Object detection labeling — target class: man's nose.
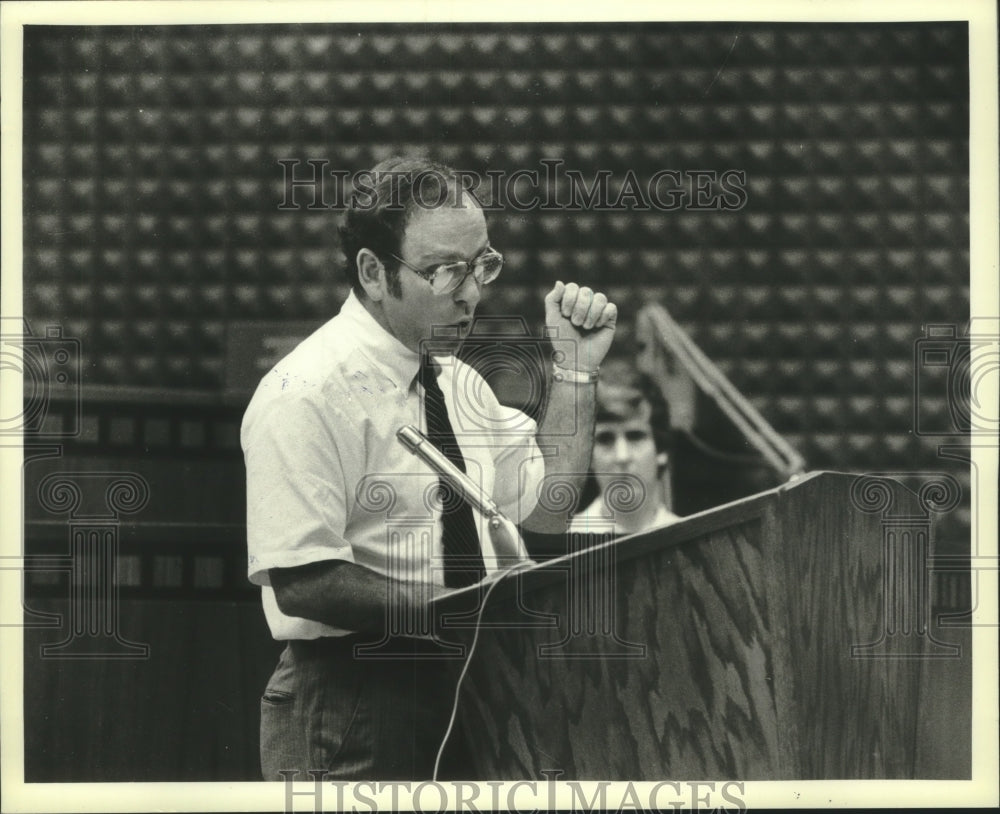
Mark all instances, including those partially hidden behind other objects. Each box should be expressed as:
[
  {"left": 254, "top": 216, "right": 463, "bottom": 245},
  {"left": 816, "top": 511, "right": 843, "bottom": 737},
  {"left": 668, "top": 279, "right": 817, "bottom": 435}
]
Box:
[
  {"left": 453, "top": 270, "right": 482, "bottom": 308},
  {"left": 612, "top": 435, "right": 631, "bottom": 462}
]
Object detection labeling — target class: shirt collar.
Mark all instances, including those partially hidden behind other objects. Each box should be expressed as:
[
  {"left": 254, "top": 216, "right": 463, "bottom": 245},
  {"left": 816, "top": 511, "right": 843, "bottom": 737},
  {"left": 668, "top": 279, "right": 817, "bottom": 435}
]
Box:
[{"left": 339, "top": 290, "right": 423, "bottom": 389}]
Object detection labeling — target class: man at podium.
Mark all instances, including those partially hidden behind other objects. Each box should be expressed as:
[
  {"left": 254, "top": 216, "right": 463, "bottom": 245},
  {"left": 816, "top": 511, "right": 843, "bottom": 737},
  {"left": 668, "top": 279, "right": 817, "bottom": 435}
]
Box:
[{"left": 241, "top": 156, "right": 618, "bottom": 780}]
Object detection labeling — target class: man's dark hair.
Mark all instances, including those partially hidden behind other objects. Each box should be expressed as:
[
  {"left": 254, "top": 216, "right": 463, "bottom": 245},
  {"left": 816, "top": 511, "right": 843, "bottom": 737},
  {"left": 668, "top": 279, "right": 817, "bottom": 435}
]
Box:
[{"left": 338, "top": 156, "right": 466, "bottom": 296}]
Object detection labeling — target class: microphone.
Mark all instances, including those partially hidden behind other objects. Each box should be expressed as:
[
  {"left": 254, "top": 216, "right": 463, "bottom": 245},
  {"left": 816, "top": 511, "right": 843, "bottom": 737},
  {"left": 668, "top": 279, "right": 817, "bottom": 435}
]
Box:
[
  {"left": 396, "top": 425, "right": 506, "bottom": 530},
  {"left": 397, "top": 425, "right": 533, "bottom": 575}
]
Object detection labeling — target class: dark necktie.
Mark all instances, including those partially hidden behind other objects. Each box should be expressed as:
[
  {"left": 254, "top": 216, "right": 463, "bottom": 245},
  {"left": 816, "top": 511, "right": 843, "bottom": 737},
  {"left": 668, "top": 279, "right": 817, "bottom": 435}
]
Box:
[{"left": 419, "top": 356, "right": 485, "bottom": 588}]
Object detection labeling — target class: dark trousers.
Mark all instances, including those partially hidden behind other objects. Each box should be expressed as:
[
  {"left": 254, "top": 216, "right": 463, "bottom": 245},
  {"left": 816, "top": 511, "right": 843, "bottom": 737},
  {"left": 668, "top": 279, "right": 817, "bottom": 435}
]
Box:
[{"left": 260, "top": 635, "right": 472, "bottom": 781}]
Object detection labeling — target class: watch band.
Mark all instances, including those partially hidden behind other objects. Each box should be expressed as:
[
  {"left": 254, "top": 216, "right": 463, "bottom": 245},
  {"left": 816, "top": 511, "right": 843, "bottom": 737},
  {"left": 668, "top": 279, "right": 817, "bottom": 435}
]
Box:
[{"left": 552, "top": 363, "right": 600, "bottom": 384}]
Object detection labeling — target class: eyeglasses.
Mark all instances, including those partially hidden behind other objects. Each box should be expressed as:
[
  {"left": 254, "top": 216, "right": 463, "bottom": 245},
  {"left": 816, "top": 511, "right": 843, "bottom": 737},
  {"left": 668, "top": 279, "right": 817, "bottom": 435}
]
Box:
[{"left": 389, "top": 247, "right": 504, "bottom": 296}]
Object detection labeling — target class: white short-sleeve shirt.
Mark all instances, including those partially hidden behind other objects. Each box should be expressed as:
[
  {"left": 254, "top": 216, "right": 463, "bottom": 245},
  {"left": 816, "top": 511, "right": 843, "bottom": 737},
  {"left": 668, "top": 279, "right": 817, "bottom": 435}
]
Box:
[{"left": 241, "top": 291, "right": 544, "bottom": 639}]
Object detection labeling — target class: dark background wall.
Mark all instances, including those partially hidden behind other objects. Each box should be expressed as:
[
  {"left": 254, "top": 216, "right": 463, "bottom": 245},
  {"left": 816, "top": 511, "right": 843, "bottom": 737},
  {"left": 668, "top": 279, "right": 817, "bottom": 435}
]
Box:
[
  {"left": 22, "top": 21, "right": 972, "bottom": 516},
  {"left": 19, "top": 22, "right": 972, "bottom": 781}
]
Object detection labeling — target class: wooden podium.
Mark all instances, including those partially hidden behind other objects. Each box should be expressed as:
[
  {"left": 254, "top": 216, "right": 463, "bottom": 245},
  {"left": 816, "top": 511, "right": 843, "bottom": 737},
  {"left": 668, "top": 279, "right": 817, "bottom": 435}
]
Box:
[{"left": 433, "top": 471, "right": 960, "bottom": 780}]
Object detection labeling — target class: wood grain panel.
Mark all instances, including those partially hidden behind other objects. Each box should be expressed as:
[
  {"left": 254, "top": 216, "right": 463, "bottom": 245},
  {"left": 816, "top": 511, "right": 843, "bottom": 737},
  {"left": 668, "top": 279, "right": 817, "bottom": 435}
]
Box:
[
  {"left": 435, "top": 472, "right": 947, "bottom": 780},
  {"left": 770, "top": 475, "right": 927, "bottom": 777},
  {"left": 447, "top": 516, "right": 782, "bottom": 779}
]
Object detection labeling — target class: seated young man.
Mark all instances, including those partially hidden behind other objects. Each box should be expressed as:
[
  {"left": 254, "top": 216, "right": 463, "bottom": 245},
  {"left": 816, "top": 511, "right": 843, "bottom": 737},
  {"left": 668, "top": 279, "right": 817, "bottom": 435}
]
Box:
[{"left": 570, "top": 359, "right": 679, "bottom": 536}]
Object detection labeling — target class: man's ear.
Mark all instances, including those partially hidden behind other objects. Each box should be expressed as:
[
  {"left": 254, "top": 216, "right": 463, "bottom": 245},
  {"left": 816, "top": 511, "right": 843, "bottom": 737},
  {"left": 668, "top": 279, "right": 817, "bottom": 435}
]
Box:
[
  {"left": 656, "top": 452, "right": 669, "bottom": 468},
  {"left": 356, "top": 249, "right": 384, "bottom": 301}
]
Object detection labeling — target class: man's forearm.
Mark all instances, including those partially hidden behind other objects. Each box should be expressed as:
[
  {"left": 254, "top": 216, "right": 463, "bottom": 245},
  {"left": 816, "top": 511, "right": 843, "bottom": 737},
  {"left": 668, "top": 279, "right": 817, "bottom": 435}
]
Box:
[
  {"left": 521, "top": 281, "right": 615, "bottom": 535},
  {"left": 270, "top": 560, "right": 440, "bottom": 635},
  {"left": 522, "top": 372, "right": 597, "bottom": 534}
]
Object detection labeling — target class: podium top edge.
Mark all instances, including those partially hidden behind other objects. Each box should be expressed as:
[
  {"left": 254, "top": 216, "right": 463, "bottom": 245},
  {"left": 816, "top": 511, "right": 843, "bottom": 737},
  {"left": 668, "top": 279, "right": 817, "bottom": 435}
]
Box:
[{"left": 433, "top": 470, "right": 867, "bottom": 606}]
